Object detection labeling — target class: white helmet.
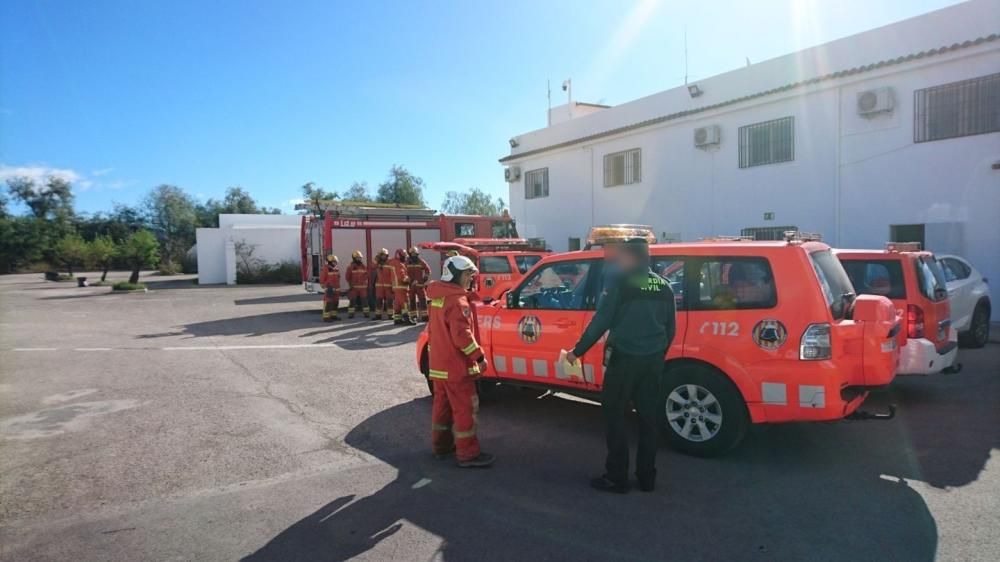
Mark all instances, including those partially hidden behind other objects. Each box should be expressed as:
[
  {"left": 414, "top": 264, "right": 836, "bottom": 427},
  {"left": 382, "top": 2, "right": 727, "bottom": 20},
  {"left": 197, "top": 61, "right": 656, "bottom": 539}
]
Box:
[{"left": 441, "top": 255, "right": 478, "bottom": 282}]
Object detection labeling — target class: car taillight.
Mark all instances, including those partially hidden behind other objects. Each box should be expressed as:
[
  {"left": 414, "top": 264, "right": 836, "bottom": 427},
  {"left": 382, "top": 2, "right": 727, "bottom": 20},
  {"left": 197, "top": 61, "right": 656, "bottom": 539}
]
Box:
[
  {"left": 800, "top": 323, "right": 832, "bottom": 360},
  {"left": 907, "top": 304, "right": 924, "bottom": 339}
]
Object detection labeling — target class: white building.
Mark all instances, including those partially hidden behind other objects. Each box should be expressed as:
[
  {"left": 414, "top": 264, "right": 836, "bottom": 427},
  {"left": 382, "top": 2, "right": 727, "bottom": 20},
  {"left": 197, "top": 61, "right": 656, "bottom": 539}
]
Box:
[
  {"left": 501, "top": 0, "right": 1000, "bottom": 318},
  {"left": 196, "top": 214, "right": 302, "bottom": 284}
]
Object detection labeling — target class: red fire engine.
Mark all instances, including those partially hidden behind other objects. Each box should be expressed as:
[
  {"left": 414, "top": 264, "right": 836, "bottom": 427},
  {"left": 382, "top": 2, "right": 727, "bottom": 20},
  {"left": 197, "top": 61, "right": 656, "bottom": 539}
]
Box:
[{"left": 298, "top": 202, "right": 519, "bottom": 292}]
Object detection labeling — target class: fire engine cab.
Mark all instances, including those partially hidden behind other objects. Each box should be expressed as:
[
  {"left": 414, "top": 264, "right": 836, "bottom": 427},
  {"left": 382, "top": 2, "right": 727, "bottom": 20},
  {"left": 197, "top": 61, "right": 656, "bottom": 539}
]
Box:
[
  {"left": 419, "top": 239, "right": 548, "bottom": 302},
  {"left": 417, "top": 229, "right": 902, "bottom": 456},
  {"left": 298, "top": 202, "right": 518, "bottom": 293}
]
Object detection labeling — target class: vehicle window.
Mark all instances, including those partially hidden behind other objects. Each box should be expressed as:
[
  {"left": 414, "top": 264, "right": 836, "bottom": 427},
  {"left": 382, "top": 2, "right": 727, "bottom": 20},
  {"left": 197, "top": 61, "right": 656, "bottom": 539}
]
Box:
[
  {"left": 651, "top": 257, "right": 685, "bottom": 308},
  {"left": 491, "top": 220, "right": 516, "bottom": 239},
  {"left": 516, "top": 260, "right": 594, "bottom": 310},
  {"left": 479, "top": 256, "right": 512, "bottom": 274},
  {"left": 942, "top": 257, "right": 971, "bottom": 280},
  {"left": 841, "top": 259, "right": 906, "bottom": 299},
  {"left": 810, "top": 250, "right": 854, "bottom": 320},
  {"left": 916, "top": 256, "right": 948, "bottom": 301},
  {"left": 693, "top": 257, "right": 775, "bottom": 310},
  {"left": 455, "top": 223, "right": 476, "bottom": 237},
  {"left": 515, "top": 254, "right": 541, "bottom": 274}
]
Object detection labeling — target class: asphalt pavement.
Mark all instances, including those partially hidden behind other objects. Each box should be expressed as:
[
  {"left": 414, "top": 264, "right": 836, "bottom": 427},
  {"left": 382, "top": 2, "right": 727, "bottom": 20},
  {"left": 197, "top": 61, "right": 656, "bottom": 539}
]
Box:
[{"left": 0, "top": 271, "right": 998, "bottom": 561}]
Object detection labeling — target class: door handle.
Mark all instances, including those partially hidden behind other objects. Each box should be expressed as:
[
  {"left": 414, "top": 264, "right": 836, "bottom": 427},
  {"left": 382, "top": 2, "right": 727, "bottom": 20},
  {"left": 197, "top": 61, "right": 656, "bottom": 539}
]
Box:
[{"left": 554, "top": 318, "right": 576, "bottom": 328}]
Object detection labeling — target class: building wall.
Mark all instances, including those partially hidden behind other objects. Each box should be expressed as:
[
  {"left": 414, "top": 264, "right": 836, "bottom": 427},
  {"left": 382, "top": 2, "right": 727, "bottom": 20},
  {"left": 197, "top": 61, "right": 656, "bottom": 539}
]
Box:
[
  {"left": 506, "top": 39, "right": 999, "bottom": 319},
  {"left": 197, "top": 215, "right": 303, "bottom": 285}
]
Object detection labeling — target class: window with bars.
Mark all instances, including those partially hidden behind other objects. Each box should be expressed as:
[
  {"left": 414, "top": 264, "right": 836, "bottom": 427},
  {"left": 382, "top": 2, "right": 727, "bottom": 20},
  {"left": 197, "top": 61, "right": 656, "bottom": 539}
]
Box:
[
  {"left": 914, "top": 73, "right": 1000, "bottom": 143},
  {"left": 603, "top": 148, "right": 641, "bottom": 187},
  {"left": 524, "top": 168, "right": 549, "bottom": 199},
  {"left": 738, "top": 117, "right": 794, "bottom": 168}
]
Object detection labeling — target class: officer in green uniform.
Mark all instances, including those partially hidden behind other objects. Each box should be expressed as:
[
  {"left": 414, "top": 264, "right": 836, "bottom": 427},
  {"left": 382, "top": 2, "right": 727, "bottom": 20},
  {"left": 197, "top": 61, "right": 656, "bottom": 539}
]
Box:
[{"left": 566, "top": 237, "right": 676, "bottom": 494}]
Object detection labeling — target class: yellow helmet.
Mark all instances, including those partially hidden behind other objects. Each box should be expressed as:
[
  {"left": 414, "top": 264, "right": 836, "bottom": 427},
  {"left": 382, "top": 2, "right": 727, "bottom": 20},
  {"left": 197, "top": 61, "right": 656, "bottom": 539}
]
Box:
[
  {"left": 446, "top": 249, "right": 460, "bottom": 257},
  {"left": 326, "top": 254, "right": 338, "bottom": 263},
  {"left": 377, "top": 248, "right": 389, "bottom": 257},
  {"left": 352, "top": 250, "right": 363, "bottom": 260},
  {"left": 408, "top": 246, "right": 420, "bottom": 256}
]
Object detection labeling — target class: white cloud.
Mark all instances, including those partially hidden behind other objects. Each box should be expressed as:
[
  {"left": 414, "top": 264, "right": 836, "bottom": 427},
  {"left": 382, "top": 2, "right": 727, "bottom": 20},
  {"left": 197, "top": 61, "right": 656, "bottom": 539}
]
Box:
[
  {"left": 0, "top": 163, "right": 134, "bottom": 194},
  {"left": 91, "top": 167, "right": 115, "bottom": 177}
]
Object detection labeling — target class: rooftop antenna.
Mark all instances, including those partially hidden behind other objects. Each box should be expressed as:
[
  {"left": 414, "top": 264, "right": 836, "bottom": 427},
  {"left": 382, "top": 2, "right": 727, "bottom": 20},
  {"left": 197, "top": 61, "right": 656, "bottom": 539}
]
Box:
[
  {"left": 562, "top": 79, "right": 572, "bottom": 104},
  {"left": 547, "top": 79, "right": 552, "bottom": 126},
  {"left": 684, "top": 26, "right": 688, "bottom": 85}
]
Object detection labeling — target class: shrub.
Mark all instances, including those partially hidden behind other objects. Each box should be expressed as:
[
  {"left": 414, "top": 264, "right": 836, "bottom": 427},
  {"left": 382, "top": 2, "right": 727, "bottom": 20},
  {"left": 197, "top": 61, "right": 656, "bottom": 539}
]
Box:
[
  {"left": 112, "top": 281, "right": 146, "bottom": 291},
  {"left": 236, "top": 260, "right": 302, "bottom": 284}
]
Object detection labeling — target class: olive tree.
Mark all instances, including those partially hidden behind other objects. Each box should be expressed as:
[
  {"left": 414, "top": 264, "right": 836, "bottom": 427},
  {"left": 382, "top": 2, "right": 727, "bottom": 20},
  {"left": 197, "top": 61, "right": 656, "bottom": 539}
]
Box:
[
  {"left": 119, "top": 230, "right": 160, "bottom": 284},
  {"left": 88, "top": 235, "right": 118, "bottom": 282},
  {"left": 55, "top": 233, "right": 89, "bottom": 276}
]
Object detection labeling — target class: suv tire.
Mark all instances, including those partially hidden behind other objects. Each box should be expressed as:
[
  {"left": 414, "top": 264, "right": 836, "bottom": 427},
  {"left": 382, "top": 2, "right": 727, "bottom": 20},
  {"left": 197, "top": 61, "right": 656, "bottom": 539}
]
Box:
[
  {"left": 661, "top": 363, "right": 749, "bottom": 457},
  {"left": 959, "top": 301, "right": 990, "bottom": 349}
]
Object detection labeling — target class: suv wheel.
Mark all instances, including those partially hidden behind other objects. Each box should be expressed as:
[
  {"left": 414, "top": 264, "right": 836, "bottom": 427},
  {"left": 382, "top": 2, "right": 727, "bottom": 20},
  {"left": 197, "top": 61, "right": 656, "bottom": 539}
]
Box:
[
  {"left": 662, "top": 364, "right": 749, "bottom": 457},
  {"left": 959, "top": 301, "right": 990, "bottom": 349}
]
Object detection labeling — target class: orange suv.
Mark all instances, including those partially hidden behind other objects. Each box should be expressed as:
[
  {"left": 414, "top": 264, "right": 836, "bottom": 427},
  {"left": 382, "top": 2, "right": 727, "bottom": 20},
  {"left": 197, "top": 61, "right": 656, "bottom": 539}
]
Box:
[
  {"left": 836, "top": 243, "right": 957, "bottom": 375},
  {"left": 417, "top": 237, "right": 901, "bottom": 456}
]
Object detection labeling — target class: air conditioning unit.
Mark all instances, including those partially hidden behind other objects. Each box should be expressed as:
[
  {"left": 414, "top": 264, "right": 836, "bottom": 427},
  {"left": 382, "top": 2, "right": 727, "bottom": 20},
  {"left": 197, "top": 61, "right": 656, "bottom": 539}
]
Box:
[
  {"left": 857, "top": 87, "right": 894, "bottom": 116},
  {"left": 694, "top": 125, "right": 721, "bottom": 148},
  {"left": 504, "top": 166, "right": 521, "bottom": 183}
]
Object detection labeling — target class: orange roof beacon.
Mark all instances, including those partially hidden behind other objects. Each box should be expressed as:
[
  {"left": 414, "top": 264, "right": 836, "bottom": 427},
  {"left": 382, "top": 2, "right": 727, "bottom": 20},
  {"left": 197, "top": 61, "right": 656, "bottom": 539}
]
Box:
[
  {"left": 416, "top": 235, "right": 902, "bottom": 456},
  {"left": 419, "top": 239, "right": 548, "bottom": 303},
  {"left": 836, "top": 243, "right": 958, "bottom": 375}
]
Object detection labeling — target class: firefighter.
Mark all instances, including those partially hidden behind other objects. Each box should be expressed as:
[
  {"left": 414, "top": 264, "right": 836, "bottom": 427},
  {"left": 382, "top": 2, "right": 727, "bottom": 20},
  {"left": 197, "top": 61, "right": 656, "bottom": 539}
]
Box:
[
  {"left": 373, "top": 248, "right": 393, "bottom": 320},
  {"left": 426, "top": 255, "right": 494, "bottom": 467},
  {"left": 320, "top": 254, "right": 341, "bottom": 322},
  {"left": 566, "top": 237, "right": 675, "bottom": 494},
  {"left": 389, "top": 248, "right": 415, "bottom": 325},
  {"left": 346, "top": 250, "right": 370, "bottom": 318},
  {"left": 406, "top": 246, "right": 431, "bottom": 322}
]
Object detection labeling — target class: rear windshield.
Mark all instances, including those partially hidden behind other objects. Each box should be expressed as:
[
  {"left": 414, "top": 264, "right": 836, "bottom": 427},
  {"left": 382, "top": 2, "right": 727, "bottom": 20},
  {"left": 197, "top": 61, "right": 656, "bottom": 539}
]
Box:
[
  {"left": 915, "top": 255, "right": 948, "bottom": 302},
  {"left": 840, "top": 259, "right": 906, "bottom": 299},
  {"left": 515, "top": 255, "right": 542, "bottom": 274},
  {"left": 809, "top": 250, "right": 855, "bottom": 320}
]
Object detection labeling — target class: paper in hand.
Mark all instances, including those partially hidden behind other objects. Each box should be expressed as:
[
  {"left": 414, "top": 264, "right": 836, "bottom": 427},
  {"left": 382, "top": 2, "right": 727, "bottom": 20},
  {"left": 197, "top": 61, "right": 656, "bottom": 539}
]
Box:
[{"left": 558, "top": 349, "right": 584, "bottom": 379}]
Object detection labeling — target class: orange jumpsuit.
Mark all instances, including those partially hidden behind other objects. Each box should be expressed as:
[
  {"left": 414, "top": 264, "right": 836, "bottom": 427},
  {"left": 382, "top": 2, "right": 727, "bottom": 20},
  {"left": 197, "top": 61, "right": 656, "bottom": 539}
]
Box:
[
  {"left": 387, "top": 257, "right": 410, "bottom": 321},
  {"left": 346, "top": 261, "right": 370, "bottom": 318},
  {"left": 406, "top": 257, "right": 431, "bottom": 322},
  {"left": 320, "top": 261, "right": 341, "bottom": 321},
  {"left": 426, "top": 280, "right": 485, "bottom": 462},
  {"left": 373, "top": 259, "right": 394, "bottom": 320}
]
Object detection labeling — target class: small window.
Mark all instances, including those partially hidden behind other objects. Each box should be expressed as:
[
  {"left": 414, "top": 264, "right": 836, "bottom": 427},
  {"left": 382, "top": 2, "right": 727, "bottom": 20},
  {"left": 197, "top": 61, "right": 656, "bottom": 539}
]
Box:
[
  {"left": 455, "top": 223, "right": 476, "bottom": 237},
  {"left": 479, "top": 256, "right": 512, "bottom": 274},
  {"left": 514, "top": 254, "right": 541, "bottom": 274},
  {"left": 841, "top": 259, "right": 907, "bottom": 299},
  {"left": 603, "top": 148, "right": 641, "bottom": 187},
  {"left": 915, "top": 256, "right": 948, "bottom": 302},
  {"left": 810, "top": 250, "right": 854, "bottom": 320},
  {"left": 516, "top": 260, "right": 595, "bottom": 310},
  {"left": 568, "top": 237, "right": 581, "bottom": 251},
  {"left": 525, "top": 168, "right": 549, "bottom": 199},
  {"left": 651, "top": 257, "right": 685, "bottom": 309},
  {"left": 739, "top": 117, "right": 794, "bottom": 168},
  {"left": 693, "top": 258, "right": 776, "bottom": 310},
  {"left": 491, "top": 220, "right": 516, "bottom": 239},
  {"left": 915, "top": 73, "right": 1000, "bottom": 143},
  {"left": 940, "top": 257, "right": 971, "bottom": 281}
]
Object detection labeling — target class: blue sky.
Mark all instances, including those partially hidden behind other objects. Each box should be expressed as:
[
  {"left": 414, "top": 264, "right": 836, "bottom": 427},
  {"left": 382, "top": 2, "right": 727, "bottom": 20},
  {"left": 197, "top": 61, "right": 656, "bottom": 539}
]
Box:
[{"left": 0, "top": 0, "right": 962, "bottom": 215}]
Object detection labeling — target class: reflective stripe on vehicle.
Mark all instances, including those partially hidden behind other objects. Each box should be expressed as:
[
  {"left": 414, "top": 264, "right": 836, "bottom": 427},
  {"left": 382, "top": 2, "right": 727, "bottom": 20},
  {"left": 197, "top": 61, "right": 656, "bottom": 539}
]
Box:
[
  {"left": 799, "top": 385, "right": 825, "bottom": 408},
  {"left": 493, "top": 355, "right": 507, "bottom": 373},
  {"left": 762, "top": 382, "right": 787, "bottom": 405},
  {"left": 512, "top": 357, "right": 527, "bottom": 375},
  {"left": 532, "top": 359, "right": 548, "bottom": 378},
  {"left": 461, "top": 342, "right": 480, "bottom": 355}
]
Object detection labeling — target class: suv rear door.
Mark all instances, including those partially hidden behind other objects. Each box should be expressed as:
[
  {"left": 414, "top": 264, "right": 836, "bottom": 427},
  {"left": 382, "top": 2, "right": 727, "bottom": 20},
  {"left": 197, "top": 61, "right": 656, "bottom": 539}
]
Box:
[{"left": 914, "top": 254, "right": 953, "bottom": 351}]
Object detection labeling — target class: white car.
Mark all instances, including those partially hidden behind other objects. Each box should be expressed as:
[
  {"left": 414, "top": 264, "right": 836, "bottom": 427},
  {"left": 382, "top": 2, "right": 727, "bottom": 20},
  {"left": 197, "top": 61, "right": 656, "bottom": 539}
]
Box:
[{"left": 937, "top": 255, "right": 992, "bottom": 348}]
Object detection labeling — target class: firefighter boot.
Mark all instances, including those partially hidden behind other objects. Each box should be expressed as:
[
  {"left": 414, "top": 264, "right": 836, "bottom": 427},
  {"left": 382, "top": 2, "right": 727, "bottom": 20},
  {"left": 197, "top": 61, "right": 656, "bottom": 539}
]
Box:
[{"left": 456, "top": 452, "right": 496, "bottom": 468}]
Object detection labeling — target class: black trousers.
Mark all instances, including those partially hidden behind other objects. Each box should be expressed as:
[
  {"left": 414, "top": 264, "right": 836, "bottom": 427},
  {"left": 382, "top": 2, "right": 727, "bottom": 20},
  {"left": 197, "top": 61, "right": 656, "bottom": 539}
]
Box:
[{"left": 601, "top": 350, "right": 663, "bottom": 484}]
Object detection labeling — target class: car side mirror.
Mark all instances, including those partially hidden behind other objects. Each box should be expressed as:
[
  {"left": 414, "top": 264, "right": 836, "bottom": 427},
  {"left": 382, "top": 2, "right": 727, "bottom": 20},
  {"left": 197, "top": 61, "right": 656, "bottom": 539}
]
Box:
[{"left": 506, "top": 291, "right": 516, "bottom": 309}]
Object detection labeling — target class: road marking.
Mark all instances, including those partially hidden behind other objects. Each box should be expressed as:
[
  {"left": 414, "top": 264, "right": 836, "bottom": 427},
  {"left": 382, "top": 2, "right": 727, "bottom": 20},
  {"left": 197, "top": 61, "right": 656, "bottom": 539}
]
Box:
[
  {"left": 412, "top": 478, "right": 432, "bottom": 489},
  {"left": 163, "top": 343, "right": 341, "bottom": 351},
  {"left": 12, "top": 348, "right": 58, "bottom": 352},
  {"left": 75, "top": 347, "right": 112, "bottom": 351}
]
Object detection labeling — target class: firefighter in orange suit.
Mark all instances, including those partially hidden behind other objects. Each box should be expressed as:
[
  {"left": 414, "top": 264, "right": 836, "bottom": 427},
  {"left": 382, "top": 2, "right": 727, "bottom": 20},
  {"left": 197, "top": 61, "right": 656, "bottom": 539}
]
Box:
[
  {"left": 389, "top": 248, "right": 415, "bottom": 325},
  {"left": 346, "top": 250, "right": 369, "bottom": 318},
  {"left": 320, "top": 254, "right": 341, "bottom": 322},
  {"left": 373, "top": 248, "right": 393, "bottom": 320},
  {"left": 426, "top": 255, "right": 495, "bottom": 467},
  {"left": 406, "top": 246, "right": 431, "bottom": 323}
]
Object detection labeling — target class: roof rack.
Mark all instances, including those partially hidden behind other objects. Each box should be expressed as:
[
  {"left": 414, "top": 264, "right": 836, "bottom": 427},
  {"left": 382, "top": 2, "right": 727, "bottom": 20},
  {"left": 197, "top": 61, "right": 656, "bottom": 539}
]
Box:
[
  {"left": 885, "top": 241, "right": 922, "bottom": 252},
  {"left": 784, "top": 231, "right": 823, "bottom": 243},
  {"left": 698, "top": 235, "right": 755, "bottom": 242},
  {"left": 585, "top": 225, "right": 657, "bottom": 249}
]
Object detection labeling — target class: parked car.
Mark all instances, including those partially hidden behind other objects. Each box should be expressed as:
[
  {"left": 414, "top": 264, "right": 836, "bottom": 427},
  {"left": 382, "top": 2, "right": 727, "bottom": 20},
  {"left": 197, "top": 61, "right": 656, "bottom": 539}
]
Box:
[
  {"left": 837, "top": 243, "right": 958, "bottom": 375},
  {"left": 418, "top": 235, "right": 902, "bottom": 457},
  {"left": 937, "top": 254, "right": 992, "bottom": 348}
]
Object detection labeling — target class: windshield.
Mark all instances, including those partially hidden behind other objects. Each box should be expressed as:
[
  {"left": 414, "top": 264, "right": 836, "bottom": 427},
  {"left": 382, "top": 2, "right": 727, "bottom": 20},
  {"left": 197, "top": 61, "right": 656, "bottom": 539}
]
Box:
[{"left": 810, "top": 250, "right": 855, "bottom": 320}]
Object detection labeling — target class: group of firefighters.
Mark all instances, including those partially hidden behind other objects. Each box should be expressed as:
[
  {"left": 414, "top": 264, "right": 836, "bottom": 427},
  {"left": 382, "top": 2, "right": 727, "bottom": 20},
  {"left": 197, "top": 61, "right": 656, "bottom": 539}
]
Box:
[{"left": 319, "top": 246, "right": 437, "bottom": 325}]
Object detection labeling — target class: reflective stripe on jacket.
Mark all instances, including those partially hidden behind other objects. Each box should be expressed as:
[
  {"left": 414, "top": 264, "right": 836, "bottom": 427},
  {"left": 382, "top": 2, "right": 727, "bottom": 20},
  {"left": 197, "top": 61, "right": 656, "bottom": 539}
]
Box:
[
  {"left": 426, "top": 281, "right": 484, "bottom": 380},
  {"left": 347, "top": 263, "right": 369, "bottom": 289},
  {"left": 320, "top": 264, "right": 341, "bottom": 289}
]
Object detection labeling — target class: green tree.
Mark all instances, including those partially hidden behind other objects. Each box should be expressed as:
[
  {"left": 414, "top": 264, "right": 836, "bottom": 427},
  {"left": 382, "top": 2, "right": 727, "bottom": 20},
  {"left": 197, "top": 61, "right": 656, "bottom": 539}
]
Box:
[
  {"left": 119, "top": 230, "right": 160, "bottom": 284},
  {"left": 88, "top": 235, "right": 118, "bottom": 281},
  {"left": 6, "top": 176, "right": 74, "bottom": 220},
  {"left": 342, "top": 181, "right": 373, "bottom": 202},
  {"left": 55, "top": 232, "right": 89, "bottom": 276},
  {"left": 196, "top": 187, "right": 281, "bottom": 227},
  {"left": 144, "top": 185, "right": 196, "bottom": 268},
  {"left": 441, "top": 187, "right": 506, "bottom": 216},
  {"left": 376, "top": 165, "right": 426, "bottom": 206},
  {"left": 0, "top": 191, "right": 8, "bottom": 218},
  {"left": 300, "top": 182, "right": 338, "bottom": 215},
  {"left": 0, "top": 216, "right": 47, "bottom": 273}
]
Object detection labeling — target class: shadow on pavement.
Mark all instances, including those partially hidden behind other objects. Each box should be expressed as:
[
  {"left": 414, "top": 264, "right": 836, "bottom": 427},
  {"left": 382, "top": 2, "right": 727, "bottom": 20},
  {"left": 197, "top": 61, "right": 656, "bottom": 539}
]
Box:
[
  {"left": 234, "top": 294, "right": 321, "bottom": 306},
  {"left": 243, "top": 369, "right": 959, "bottom": 561}
]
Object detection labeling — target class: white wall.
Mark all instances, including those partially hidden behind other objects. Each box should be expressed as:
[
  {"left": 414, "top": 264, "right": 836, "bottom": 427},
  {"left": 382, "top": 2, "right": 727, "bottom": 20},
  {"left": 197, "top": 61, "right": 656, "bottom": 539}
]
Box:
[
  {"left": 504, "top": 2, "right": 1000, "bottom": 319},
  {"left": 197, "top": 215, "right": 303, "bottom": 285}
]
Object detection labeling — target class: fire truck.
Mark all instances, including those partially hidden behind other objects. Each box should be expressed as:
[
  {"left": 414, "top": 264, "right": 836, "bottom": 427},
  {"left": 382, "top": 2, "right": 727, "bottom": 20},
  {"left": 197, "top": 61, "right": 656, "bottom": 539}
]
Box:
[{"left": 298, "top": 202, "right": 519, "bottom": 292}]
